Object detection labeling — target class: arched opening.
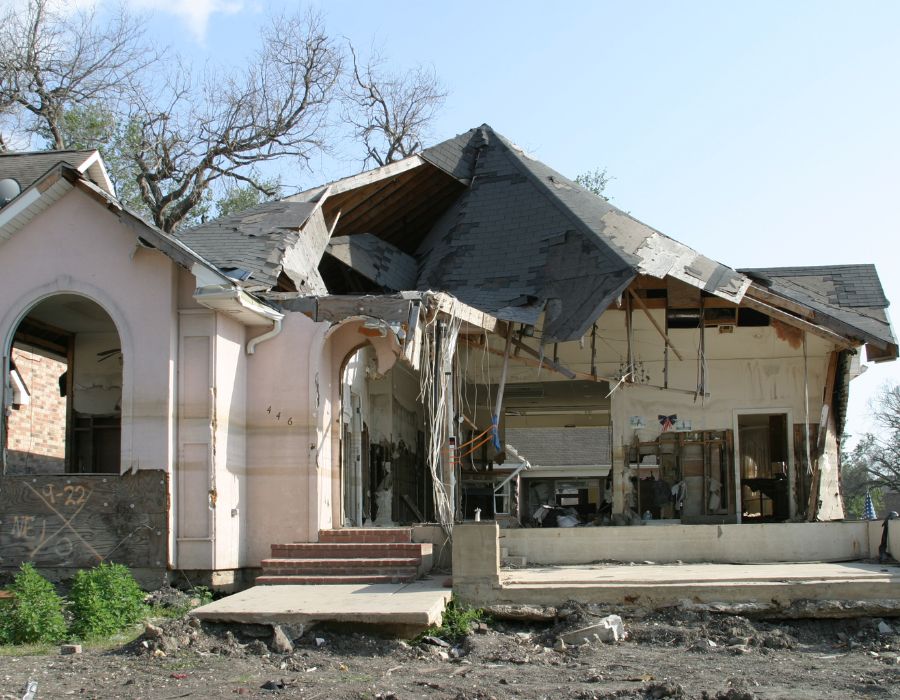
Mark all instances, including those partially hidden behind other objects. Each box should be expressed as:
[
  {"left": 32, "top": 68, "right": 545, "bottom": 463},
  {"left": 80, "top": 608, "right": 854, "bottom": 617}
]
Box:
[
  {"left": 4, "top": 294, "right": 123, "bottom": 474},
  {"left": 338, "top": 342, "right": 431, "bottom": 528}
]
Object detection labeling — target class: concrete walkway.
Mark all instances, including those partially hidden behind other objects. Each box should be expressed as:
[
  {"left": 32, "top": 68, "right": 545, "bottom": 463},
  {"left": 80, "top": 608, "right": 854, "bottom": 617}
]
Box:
[
  {"left": 191, "top": 578, "right": 451, "bottom": 636},
  {"left": 498, "top": 561, "right": 900, "bottom": 609}
]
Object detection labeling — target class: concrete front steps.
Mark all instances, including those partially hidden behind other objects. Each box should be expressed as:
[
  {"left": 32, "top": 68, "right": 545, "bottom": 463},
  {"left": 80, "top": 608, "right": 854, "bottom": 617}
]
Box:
[{"left": 257, "top": 528, "right": 432, "bottom": 585}]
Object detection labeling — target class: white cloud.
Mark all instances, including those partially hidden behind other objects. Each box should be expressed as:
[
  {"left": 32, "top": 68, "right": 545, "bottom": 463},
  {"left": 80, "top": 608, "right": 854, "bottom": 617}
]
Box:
[{"left": 125, "top": 0, "right": 244, "bottom": 43}]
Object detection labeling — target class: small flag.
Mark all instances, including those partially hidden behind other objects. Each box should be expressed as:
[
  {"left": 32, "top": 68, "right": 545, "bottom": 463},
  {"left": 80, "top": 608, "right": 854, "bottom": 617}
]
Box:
[
  {"left": 864, "top": 491, "right": 877, "bottom": 521},
  {"left": 658, "top": 414, "right": 677, "bottom": 432}
]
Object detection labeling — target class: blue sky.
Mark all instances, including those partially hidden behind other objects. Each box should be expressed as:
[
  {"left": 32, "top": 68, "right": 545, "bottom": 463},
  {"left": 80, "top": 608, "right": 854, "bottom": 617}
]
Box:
[{"left": 84, "top": 1, "right": 900, "bottom": 438}]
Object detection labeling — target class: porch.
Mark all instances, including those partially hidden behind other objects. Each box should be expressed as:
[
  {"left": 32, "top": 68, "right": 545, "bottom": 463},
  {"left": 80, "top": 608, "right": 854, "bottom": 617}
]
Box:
[{"left": 453, "top": 521, "right": 900, "bottom": 612}]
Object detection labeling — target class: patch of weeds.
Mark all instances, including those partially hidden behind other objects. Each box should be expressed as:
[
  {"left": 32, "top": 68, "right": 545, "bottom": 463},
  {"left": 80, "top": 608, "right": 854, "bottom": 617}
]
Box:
[
  {"left": 0, "top": 563, "right": 67, "bottom": 645},
  {"left": 416, "top": 599, "right": 489, "bottom": 643},
  {"left": 149, "top": 585, "right": 214, "bottom": 619},
  {"left": 340, "top": 674, "right": 374, "bottom": 683},
  {"left": 166, "top": 657, "right": 201, "bottom": 671},
  {"left": 190, "top": 585, "right": 214, "bottom": 606},
  {"left": 68, "top": 562, "right": 147, "bottom": 640}
]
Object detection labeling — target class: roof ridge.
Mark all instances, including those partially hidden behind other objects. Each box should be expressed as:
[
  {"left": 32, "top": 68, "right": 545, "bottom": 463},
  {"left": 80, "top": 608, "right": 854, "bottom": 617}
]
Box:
[
  {"left": 480, "top": 125, "right": 638, "bottom": 267},
  {"left": 0, "top": 149, "right": 96, "bottom": 157}
]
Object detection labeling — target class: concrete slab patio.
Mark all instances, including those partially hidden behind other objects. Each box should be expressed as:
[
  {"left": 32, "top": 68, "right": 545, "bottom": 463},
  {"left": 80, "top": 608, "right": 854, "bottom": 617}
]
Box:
[
  {"left": 495, "top": 561, "right": 900, "bottom": 610},
  {"left": 191, "top": 578, "right": 452, "bottom": 636}
]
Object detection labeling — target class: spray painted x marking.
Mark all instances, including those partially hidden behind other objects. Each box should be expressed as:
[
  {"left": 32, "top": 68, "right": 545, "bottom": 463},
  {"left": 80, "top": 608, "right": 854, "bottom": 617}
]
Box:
[{"left": 23, "top": 481, "right": 103, "bottom": 563}]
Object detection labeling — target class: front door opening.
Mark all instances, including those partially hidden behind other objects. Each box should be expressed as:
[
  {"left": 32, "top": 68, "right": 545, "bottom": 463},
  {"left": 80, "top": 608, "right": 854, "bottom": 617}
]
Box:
[{"left": 4, "top": 295, "right": 122, "bottom": 475}]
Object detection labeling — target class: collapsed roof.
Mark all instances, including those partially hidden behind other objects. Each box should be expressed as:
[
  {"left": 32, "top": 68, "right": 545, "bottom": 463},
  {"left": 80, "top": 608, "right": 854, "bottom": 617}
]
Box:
[
  {"left": 741, "top": 265, "right": 896, "bottom": 361},
  {"left": 416, "top": 126, "right": 749, "bottom": 341},
  {"left": 171, "top": 124, "right": 896, "bottom": 358}
]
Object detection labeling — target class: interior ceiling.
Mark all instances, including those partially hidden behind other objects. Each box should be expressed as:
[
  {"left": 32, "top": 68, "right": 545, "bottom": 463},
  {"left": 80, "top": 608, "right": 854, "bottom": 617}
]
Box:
[
  {"left": 24, "top": 294, "right": 118, "bottom": 334},
  {"left": 322, "top": 163, "right": 465, "bottom": 255}
]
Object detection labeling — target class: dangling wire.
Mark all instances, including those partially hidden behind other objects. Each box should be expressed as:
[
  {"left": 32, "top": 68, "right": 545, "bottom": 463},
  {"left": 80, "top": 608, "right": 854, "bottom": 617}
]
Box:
[{"left": 418, "top": 297, "right": 463, "bottom": 537}]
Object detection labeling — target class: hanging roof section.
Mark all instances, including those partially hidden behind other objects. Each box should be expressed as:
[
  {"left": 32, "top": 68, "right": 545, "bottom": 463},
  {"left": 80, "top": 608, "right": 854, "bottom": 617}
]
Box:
[
  {"left": 741, "top": 265, "right": 897, "bottom": 361},
  {"left": 177, "top": 200, "right": 320, "bottom": 292},
  {"left": 417, "top": 125, "right": 750, "bottom": 342},
  {"left": 163, "top": 123, "right": 895, "bottom": 356},
  {"left": 324, "top": 233, "right": 417, "bottom": 292}
]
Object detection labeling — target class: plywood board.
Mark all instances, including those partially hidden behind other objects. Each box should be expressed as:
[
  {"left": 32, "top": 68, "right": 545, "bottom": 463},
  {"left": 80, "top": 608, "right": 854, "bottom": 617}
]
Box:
[{"left": 0, "top": 471, "right": 168, "bottom": 570}]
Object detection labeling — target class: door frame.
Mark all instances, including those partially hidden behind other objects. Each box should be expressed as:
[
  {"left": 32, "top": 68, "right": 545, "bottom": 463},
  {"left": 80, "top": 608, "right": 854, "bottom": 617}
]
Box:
[{"left": 732, "top": 407, "right": 795, "bottom": 523}]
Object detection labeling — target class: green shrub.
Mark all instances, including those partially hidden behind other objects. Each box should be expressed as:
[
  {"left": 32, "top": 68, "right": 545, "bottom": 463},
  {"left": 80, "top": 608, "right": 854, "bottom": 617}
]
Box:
[
  {"left": 417, "top": 599, "right": 488, "bottom": 643},
  {"left": 0, "top": 563, "right": 67, "bottom": 644},
  {"left": 68, "top": 562, "right": 147, "bottom": 640}
]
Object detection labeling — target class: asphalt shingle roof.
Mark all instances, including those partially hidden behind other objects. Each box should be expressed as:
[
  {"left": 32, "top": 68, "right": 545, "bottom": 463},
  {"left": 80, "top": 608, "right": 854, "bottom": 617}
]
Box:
[
  {"left": 325, "top": 233, "right": 417, "bottom": 292},
  {"left": 0, "top": 150, "right": 96, "bottom": 192},
  {"left": 178, "top": 200, "right": 318, "bottom": 291},
  {"left": 418, "top": 125, "right": 745, "bottom": 342},
  {"left": 742, "top": 265, "right": 896, "bottom": 350}
]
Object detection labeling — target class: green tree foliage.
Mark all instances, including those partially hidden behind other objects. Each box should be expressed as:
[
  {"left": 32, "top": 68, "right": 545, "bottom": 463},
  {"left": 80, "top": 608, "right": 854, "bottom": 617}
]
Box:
[
  {"left": 68, "top": 562, "right": 146, "bottom": 640},
  {"left": 851, "top": 384, "right": 900, "bottom": 493},
  {"left": 841, "top": 383, "right": 900, "bottom": 518},
  {"left": 575, "top": 167, "right": 611, "bottom": 198},
  {"left": 841, "top": 447, "right": 885, "bottom": 519},
  {"left": 215, "top": 180, "right": 282, "bottom": 219},
  {"left": 0, "top": 563, "right": 67, "bottom": 645}
]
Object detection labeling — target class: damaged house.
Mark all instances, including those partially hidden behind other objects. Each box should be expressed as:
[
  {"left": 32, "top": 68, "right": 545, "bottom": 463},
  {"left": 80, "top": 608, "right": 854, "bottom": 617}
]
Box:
[{"left": 0, "top": 126, "right": 896, "bottom": 585}]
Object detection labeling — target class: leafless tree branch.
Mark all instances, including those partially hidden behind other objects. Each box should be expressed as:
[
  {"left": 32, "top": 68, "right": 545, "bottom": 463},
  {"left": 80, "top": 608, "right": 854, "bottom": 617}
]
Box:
[
  {"left": 0, "top": 0, "right": 158, "bottom": 149},
  {"left": 343, "top": 44, "right": 446, "bottom": 167},
  {"left": 127, "top": 10, "right": 341, "bottom": 231}
]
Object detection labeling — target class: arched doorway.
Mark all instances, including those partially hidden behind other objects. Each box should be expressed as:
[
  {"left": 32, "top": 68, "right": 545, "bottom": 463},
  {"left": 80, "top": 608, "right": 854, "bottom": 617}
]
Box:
[
  {"left": 4, "top": 294, "right": 123, "bottom": 474},
  {"left": 339, "top": 343, "right": 429, "bottom": 527}
]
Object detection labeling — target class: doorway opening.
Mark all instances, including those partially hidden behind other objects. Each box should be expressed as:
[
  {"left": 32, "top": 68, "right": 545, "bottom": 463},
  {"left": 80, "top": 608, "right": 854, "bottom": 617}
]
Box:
[
  {"left": 4, "top": 294, "right": 122, "bottom": 475},
  {"left": 737, "top": 413, "right": 791, "bottom": 521},
  {"left": 339, "top": 345, "right": 430, "bottom": 527}
]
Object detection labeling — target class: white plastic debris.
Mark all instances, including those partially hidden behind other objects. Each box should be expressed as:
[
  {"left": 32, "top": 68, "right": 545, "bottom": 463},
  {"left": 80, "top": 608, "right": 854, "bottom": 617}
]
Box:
[
  {"left": 22, "top": 680, "right": 37, "bottom": 700},
  {"left": 560, "top": 614, "right": 626, "bottom": 645}
]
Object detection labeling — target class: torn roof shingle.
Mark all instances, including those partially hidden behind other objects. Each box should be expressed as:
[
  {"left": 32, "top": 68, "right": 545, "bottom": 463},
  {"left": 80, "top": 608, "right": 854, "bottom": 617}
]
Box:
[
  {"left": 177, "top": 200, "right": 317, "bottom": 291},
  {"left": 417, "top": 125, "right": 746, "bottom": 342},
  {"left": 741, "top": 265, "right": 896, "bottom": 351}
]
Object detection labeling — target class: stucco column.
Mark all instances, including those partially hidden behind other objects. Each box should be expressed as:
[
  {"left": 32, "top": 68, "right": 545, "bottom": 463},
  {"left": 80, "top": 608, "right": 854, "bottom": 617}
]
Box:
[{"left": 452, "top": 522, "right": 500, "bottom": 605}]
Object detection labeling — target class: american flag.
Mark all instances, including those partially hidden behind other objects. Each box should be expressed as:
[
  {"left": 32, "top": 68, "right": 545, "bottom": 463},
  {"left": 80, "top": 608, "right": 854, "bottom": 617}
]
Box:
[{"left": 864, "top": 491, "right": 877, "bottom": 521}]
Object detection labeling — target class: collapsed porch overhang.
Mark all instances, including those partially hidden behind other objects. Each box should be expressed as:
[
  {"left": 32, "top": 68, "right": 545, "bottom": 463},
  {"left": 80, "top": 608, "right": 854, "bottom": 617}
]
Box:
[{"left": 270, "top": 291, "right": 505, "bottom": 336}]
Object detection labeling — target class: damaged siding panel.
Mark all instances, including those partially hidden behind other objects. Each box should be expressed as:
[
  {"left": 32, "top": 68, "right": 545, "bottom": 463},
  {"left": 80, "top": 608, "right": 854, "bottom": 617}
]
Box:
[{"left": 632, "top": 230, "right": 750, "bottom": 302}]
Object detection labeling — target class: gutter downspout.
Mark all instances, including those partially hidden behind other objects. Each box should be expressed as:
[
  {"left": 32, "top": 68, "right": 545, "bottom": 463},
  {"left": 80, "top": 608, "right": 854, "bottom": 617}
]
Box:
[{"left": 246, "top": 318, "right": 283, "bottom": 355}]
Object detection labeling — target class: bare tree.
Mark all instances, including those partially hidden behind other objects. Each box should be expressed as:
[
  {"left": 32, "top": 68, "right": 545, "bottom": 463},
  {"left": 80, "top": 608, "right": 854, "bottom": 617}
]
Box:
[
  {"left": 0, "top": 0, "right": 155, "bottom": 149},
  {"left": 0, "top": 3, "right": 447, "bottom": 228},
  {"left": 849, "top": 383, "right": 900, "bottom": 494},
  {"left": 344, "top": 45, "right": 446, "bottom": 167},
  {"left": 126, "top": 11, "right": 341, "bottom": 232}
]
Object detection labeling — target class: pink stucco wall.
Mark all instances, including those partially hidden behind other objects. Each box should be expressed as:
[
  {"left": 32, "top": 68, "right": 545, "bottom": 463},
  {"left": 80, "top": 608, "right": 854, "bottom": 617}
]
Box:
[
  {"left": 0, "top": 187, "right": 178, "bottom": 475},
  {"left": 242, "top": 312, "right": 330, "bottom": 565}
]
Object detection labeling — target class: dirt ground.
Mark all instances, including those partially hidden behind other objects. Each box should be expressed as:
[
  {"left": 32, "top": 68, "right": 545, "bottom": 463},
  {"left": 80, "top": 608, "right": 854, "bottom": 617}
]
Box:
[{"left": 1, "top": 595, "right": 899, "bottom": 700}]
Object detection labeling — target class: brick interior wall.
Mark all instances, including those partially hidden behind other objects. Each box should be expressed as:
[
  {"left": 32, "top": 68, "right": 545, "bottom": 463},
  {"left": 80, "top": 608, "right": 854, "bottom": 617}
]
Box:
[{"left": 6, "top": 345, "right": 67, "bottom": 474}]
